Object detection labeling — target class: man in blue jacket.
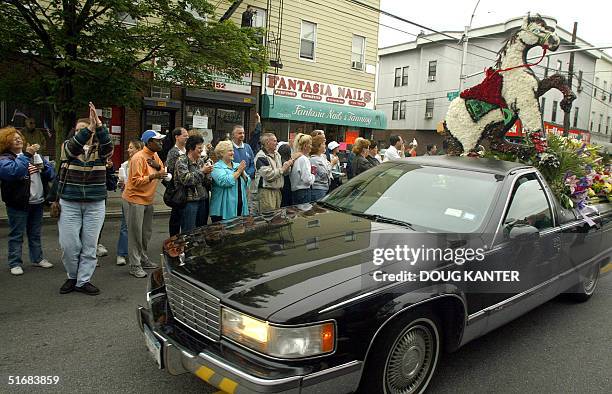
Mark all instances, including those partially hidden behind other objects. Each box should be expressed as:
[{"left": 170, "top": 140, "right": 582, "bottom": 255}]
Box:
[{"left": 231, "top": 124, "right": 255, "bottom": 179}]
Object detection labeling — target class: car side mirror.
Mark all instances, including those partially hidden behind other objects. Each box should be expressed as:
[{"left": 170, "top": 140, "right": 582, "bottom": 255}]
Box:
[{"left": 508, "top": 224, "right": 539, "bottom": 242}]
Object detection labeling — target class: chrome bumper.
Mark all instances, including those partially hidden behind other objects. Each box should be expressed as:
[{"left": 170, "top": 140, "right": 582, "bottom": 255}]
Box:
[{"left": 137, "top": 306, "right": 362, "bottom": 394}]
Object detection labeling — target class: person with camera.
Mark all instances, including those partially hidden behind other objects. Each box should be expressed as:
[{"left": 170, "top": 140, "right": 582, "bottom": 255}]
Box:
[
  {"left": 0, "top": 127, "right": 55, "bottom": 276},
  {"left": 122, "top": 130, "right": 167, "bottom": 278}
]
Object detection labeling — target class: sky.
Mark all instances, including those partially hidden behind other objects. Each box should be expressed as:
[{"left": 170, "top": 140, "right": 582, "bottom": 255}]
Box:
[{"left": 378, "top": 0, "right": 611, "bottom": 55}]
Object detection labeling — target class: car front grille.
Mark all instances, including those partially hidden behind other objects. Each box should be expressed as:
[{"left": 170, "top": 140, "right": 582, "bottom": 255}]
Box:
[{"left": 163, "top": 272, "right": 221, "bottom": 342}]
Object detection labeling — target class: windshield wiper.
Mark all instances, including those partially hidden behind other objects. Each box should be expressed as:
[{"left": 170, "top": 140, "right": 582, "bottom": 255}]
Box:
[{"left": 349, "top": 212, "right": 415, "bottom": 230}]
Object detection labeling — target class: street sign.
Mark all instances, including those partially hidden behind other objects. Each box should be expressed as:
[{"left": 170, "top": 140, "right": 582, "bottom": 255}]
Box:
[{"left": 447, "top": 91, "right": 459, "bottom": 101}]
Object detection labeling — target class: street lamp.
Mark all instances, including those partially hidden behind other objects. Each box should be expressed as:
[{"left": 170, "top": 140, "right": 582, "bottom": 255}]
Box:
[{"left": 458, "top": 0, "right": 482, "bottom": 91}]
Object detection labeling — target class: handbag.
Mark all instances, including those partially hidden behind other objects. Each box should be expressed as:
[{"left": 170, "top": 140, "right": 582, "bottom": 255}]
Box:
[{"left": 163, "top": 180, "right": 187, "bottom": 208}]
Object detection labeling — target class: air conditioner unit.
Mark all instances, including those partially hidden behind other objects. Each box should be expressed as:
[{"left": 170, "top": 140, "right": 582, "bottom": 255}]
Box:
[
  {"left": 425, "top": 112, "right": 433, "bottom": 119},
  {"left": 428, "top": 75, "right": 436, "bottom": 81},
  {"left": 351, "top": 61, "right": 363, "bottom": 70}
]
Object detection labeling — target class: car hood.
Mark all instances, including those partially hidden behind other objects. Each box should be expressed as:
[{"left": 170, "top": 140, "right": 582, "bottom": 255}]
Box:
[{"left": 163, "top": 204, "right": 419, "bottom": 320}]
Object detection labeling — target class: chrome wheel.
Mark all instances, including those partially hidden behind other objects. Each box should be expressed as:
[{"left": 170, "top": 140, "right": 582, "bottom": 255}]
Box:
[
  {"left": 582, "top": 265, "right": 600, "bottom": 295},
  {"left": 384, "top": 321, "right": 438, "bottom": 394}
]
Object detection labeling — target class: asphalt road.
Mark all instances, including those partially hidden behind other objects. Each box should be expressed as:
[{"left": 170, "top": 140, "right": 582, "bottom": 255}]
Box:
[{"left": 0, "top": 217, "right": 610, "bottom": 393}]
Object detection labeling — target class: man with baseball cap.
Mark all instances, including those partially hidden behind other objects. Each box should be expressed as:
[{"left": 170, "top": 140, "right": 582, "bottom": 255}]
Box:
[{"left": 122, "top": 130, "right": 167, "bottom": 278}]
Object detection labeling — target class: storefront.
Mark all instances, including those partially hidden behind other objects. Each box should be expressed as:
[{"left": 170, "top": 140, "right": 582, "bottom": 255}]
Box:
[
  {"left": 260, "top": 74, "right": 386, "bottom": 146},
  {"left": 183, "top": 73, "right": 259, "bottom": 144}
]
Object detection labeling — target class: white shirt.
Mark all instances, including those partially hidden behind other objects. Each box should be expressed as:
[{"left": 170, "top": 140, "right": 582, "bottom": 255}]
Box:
[
  {"left": 289, "top": 155, "right": 315, "bottom": 191},
  {"left": 383, "top": 145, "right": 402, "bottom": 162}
]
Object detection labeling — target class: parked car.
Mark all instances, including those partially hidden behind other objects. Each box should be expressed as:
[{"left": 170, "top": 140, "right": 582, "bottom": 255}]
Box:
[{"left": 137, "top": 156, "right": 611, "bottom": 394}]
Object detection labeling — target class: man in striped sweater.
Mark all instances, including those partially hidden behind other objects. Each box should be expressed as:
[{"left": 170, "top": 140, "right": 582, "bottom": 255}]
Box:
[{"left": 58, "top": 103, "right": 113, "bottom": 296}]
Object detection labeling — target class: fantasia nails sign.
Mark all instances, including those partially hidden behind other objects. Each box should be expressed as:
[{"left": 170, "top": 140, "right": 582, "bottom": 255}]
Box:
[{"left": 264, "top": 74, "right": 374, "bottom": 110}]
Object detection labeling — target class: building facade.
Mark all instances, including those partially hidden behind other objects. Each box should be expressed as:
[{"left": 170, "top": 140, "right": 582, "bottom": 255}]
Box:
[
  {"left": 588, "top": 54, "right": 612, "bottom": 149},
  {"left": 377, "top": 16, "right": 608, "bottom": 153}
]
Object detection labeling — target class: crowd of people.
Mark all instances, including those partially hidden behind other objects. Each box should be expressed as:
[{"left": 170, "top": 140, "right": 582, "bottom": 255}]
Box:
[{"left": 0, "top": 103, "right": 443, "bottom": 295}]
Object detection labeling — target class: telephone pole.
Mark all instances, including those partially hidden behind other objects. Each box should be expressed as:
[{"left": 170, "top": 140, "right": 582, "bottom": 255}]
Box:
[{"left": 562, "top": 22, "right": 578, "bottom": 137}]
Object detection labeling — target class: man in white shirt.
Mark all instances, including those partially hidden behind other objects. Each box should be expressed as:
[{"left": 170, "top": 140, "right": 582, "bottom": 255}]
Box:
[
  {"left": 383, "top": 135, "right": 404, "bottom": 162},
  {"left": 165, "top": 127, "right": 189, "bottom": 236}
]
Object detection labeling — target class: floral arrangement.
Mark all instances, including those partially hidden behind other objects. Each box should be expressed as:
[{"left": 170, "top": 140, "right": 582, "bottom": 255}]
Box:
[{"left": 485, "top": 134, "right": 611, "bottom": 210}]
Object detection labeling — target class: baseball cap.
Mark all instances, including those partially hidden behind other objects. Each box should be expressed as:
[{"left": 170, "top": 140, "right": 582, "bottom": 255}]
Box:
[
  {"left": 327, "top": 141, "right": 340, "bottom": 151},
  {"left": 141, "top": 130, "right": 166, "bottom": 144}
]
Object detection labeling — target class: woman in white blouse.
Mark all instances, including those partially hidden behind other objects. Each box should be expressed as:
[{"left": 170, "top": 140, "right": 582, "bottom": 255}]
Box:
[{"left": 289, "top": 133, "right": 315, "bottom": 204}]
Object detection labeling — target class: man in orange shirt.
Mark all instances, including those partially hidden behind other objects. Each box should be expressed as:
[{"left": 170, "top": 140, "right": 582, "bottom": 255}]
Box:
[{"left": 122, "top": 130, "right": 167, "bottom": 278}]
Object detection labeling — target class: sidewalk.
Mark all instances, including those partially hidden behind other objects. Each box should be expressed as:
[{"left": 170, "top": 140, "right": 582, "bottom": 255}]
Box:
[{"left": 0, "top": 184, "right": 171, "bottom": 223}]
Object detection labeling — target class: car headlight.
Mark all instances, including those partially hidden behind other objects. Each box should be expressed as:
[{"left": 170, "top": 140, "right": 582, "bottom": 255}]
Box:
[{"left": 221, "top": 308, "right": 335, "bottom": 358}]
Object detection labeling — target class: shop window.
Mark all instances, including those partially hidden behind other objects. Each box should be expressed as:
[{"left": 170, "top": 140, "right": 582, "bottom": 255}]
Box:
[
  {"left": 300, "top": 21, "right": 316, "bottom": 60},
  {"left": 151, "top": 86, "right": 171, "bottom": 99},
  {"left": 351, "top": 35, "right": 365, "bottom": 70}
]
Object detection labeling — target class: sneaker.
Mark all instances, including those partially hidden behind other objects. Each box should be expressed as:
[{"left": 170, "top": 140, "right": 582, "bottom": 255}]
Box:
[
  {"left": 10, "top": 266, "right": 24, "bottom": 276},
  {"left": 74, "top": 282, "right": 100, "bottom": 296},
  {"left": 141, "top": 260, "right": 158, "bottom": 269},
  {"left": 116, "top": 256, "right": 127, "bottom": 266},
  {"left": 32, "top": 259, "right": 53, "bottom": 268},
  {"left": 96, "top": 244, "right": 108, "bottom": 257},
  {"left": 129, "top": 265, "right": 147, "bottom": 278},
  {"left": 60, "top": 278, "right": 77, "bottom": 294}
]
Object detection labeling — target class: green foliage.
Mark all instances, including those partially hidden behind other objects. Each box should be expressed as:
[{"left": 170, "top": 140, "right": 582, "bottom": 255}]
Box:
[{"left": 0, "top": 0, "right": 267, "bottom": 132}]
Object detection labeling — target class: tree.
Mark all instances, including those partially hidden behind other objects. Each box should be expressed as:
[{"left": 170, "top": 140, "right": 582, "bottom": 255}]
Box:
[{"left": 0, "top": 0, "right": 267, "bottom": 161}]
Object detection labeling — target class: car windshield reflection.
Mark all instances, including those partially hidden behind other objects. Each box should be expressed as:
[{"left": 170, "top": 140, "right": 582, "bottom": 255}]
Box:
[{"left": 322, "top": 163, "right": 502, "bottom": 233}]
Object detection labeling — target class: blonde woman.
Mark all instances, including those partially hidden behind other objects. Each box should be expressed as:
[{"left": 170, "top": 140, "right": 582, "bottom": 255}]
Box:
[
  {"left": 210, "top": 140, "right": 249, "bottom": 222},
  {"left": 290, "top": 133, "right": 315, "bottom": 203},
  {"left": 351, "top": 137, "right": 374, "bottom": 177}
]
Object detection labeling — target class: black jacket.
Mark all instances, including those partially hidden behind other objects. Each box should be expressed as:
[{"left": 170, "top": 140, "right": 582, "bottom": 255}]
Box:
[
  {"left": 352, "top": 155, "right": 375, "bottom": 178},
  {"left": 0, "top": 151, "right": 55, "bottom": 210}
]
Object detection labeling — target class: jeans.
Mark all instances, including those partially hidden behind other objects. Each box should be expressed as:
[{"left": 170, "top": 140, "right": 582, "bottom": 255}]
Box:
[
  {"left": 292, "top": 188, "right": 312, "bottom": 204},
  {"left": 58, "top": 199, "right": 105, "bottom": 286},
  {"left": 169, "top": 206, "right": 182, "bottom": 236},
  {"left": 7, "top": 204, "right": 44, "bottom": 268},
  {"left": 126, "top": 201, "right": 154, "bottom": 268},
  {"left": 180, "top": 199, "right": 209, "bottom": 233},
  {"left": 116, "top": 203, "right": 128, "bottom": 257},
  {"left": 311, "top": 188, "right": 328, "bottom": 202}
]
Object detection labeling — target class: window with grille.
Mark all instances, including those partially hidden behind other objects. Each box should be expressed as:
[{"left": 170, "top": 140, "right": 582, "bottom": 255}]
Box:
[{"left": 300, "top": 21, "right": 316, "bottom": 60}]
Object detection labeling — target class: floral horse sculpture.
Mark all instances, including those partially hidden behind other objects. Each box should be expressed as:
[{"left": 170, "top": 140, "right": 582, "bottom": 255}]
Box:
[{"left": 443, "top": 14, "right": 576, "bottom": 155}]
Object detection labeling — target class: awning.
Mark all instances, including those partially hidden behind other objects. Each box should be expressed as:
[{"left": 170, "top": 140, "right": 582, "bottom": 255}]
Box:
[{"left": 261, "top": 95, "right": 387, "bottom": 129}]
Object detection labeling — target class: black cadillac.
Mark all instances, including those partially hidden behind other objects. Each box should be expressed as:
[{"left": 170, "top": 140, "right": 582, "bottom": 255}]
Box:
[{"left": 137, "top": 156, "right": 611, "bottom": 393}]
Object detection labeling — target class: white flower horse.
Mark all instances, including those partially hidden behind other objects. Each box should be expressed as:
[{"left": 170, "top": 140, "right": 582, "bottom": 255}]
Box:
[{"left": 443, "top": 15, "right": 576, "bottom": 155}]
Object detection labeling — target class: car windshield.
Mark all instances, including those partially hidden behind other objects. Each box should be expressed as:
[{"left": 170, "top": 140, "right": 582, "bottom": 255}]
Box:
[{"left": 322, "top": 162, "right": 502, "bottom": 233}]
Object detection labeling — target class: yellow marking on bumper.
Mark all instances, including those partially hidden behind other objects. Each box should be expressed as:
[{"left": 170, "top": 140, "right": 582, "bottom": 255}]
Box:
[
  {"left": 195, "top": 366, "right": 215, "bottom": 382},
  {"left": 601, "top": 262, "right": 612, "bottom": 274},
  {"left": 219, "top": 378, "right": 238, "bottom": 394}
]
